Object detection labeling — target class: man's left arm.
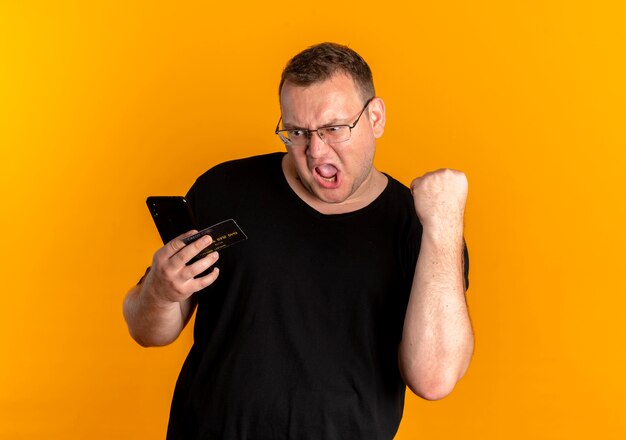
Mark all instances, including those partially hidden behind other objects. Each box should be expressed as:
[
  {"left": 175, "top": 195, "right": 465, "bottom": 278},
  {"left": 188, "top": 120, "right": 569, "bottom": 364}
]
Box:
[{"left": 398, "top": 169, "right": 474, "bottom": 401}]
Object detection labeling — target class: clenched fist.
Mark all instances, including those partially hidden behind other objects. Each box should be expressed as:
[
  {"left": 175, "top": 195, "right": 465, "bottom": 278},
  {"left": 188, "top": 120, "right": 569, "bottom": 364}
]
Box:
[{"left": 410, "top": 169, "right": 468, "bottom": 232}]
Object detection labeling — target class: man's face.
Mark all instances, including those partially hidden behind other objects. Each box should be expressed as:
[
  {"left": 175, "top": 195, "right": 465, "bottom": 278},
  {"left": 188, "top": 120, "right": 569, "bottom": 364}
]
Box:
[{"left": 280, "top": 73, "right": 385, "bottom": 206}]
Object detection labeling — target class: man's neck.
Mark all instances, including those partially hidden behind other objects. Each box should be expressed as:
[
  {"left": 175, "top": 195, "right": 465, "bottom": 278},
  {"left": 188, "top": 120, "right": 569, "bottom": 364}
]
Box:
[{"left": 281, "top": 154, "right": 388, "bottom": 215}]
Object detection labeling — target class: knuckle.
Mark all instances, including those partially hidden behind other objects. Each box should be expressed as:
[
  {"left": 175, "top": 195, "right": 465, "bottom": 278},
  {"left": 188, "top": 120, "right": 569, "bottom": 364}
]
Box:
[
  {"left": 168, "top": 239, "right": 182, "bottom": 253},
  {"left": 160, "top": 266, "right": 176, "bottom": 284},
  {"left": 198, "top": 268, "right": 219, "bottom": 288},
  {"left": 153, "top": 246, "right": 168, "bottom": 263},
  {"left": 151, "top": 258, "right": 168, "bottom": 277},
  {"left": 194, "top": 236, "right": 211, "bottom": 250},
  {"left": 199, "top": 252, "right": 218, "bottom": 270},
  {"left": 174, "top": 251, "right": 188, "bottom": 265},
  {"left": 208, "top": 269, "right": 220, "bottom": 284},
  {"left": 168, "top": 281, "right": 186, "bottom": 298}
]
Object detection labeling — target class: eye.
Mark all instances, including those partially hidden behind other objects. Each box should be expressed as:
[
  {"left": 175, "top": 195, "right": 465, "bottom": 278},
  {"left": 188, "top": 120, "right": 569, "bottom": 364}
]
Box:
[
  {"left": 288, "top": 129, "right": 306, "bottom": 138},
  {"left": 324, "top": 126, "right": 348, "bottom": 135}
]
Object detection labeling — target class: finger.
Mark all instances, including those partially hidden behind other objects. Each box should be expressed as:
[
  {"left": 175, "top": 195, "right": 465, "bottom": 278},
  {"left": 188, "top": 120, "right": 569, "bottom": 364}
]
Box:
[
  {"left": 189, "top": 267, "right": 220, "bottom": 292},
  {"left": 171, "top": 234, "right": 214, "bottom": 266},
  {"left": 182, "top": 250, "right": 220, "bottom": 280},
  {"left": 163, "top": 229, "right": 199, "bottom": 256}
]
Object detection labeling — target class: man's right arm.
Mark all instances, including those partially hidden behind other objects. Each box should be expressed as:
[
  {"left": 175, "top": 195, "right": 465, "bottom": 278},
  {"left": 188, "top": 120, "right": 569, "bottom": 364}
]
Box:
[{"left": 123, "top": 231, "right": 221, "bottom": 347}]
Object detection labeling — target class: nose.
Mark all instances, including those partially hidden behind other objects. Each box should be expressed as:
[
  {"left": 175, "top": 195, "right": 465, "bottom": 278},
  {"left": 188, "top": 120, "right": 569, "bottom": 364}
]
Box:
[{"left": 306, "top": 129, "right": 330, "bottom": 158}]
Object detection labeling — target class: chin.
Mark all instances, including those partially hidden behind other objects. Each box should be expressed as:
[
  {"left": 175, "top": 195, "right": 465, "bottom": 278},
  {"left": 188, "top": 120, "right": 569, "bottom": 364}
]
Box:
[{"left": 312, "top": 188, "right": 352, "bottom": 205}]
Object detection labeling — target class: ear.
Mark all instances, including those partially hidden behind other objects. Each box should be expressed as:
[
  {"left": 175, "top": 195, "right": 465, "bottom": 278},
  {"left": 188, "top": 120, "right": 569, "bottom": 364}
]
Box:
[{"left": 367, "top": 97, "right": 386, "bottom": 138}]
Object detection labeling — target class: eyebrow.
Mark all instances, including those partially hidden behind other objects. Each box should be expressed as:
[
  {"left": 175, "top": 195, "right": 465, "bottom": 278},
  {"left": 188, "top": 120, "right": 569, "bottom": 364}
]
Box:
[
  {"left": 280, "top": 122, "right": 305, "bottom": 130},
  {"left": 281, "top": 117, "right": 350, "bottom": 130}
]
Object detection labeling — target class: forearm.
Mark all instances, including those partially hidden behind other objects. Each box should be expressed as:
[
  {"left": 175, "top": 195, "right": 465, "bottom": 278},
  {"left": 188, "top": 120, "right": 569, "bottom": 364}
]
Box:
[
  {"left": 123, "top": 282, "right": 192, "bottom": 347},
  {"left": 399, "top": 225, "right": 474, "bottom": 400},
  {"left": 123, "top": 234, "right": 220, "bottom": 347}
]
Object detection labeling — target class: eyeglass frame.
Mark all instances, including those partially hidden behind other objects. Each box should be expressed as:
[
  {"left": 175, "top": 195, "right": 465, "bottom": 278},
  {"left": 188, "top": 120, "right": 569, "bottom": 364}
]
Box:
[{"left": 274, "top": 97, "right": 374, "bottom": 147}]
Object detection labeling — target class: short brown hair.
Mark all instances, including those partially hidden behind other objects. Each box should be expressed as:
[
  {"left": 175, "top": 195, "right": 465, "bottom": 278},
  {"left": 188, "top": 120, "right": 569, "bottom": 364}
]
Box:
[{"left": 279, "top": 42, "right": 375, "bottom": 103}]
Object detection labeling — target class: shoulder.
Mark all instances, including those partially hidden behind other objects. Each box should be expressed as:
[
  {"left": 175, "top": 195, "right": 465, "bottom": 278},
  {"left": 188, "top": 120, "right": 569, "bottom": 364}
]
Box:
[
  {"left": 188, "top": 152, "right": 284, "bottom": 197},
  {"left": 377, "top": 172, "right": 422, "bottom": 238},
  {"left": 194, "top": 152, "right": 284, "bottom": 186},
  {"left": 384, "top": 173, "right": 412, "bottom": 196},
  {"left": 187, "top": 153, "right": 283, "bottom": 227},
  {"left": 186, "top": 152, "right": 285, "bottom": 216},
  {"left": 380, "top": 173, "right": 415, "bottom": 211}
]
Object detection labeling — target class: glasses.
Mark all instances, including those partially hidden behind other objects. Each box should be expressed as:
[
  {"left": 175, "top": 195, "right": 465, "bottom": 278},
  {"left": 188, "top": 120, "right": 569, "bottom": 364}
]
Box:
[{"left": 275, "top": 97, "right": 374, "bottom": 147}]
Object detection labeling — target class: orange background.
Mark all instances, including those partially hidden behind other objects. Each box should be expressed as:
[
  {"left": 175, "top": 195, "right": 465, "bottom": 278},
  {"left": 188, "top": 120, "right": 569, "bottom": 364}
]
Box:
[{"left": 1, "top": 1, "right": 625, "bottom": 438}]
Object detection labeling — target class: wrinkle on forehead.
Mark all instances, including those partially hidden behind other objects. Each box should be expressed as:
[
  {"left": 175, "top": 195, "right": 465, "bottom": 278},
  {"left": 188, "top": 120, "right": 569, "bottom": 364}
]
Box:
[{"left": 279, "top": 74, "right": 363, "bottom": 129}]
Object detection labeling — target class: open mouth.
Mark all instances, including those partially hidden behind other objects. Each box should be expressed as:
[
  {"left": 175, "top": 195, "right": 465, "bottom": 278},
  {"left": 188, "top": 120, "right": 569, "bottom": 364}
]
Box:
[
  {"left": 318, "top": 174, "right": 337, "bottom": 183},
  {"left": 315, "top": 164, "right": 339, "bottom": 184}
]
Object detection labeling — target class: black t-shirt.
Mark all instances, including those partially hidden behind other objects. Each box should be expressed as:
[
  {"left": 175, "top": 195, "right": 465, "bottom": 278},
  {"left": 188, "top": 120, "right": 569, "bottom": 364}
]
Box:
[{"left": 166, "top": 153, "right": 467, "bottom": 440}]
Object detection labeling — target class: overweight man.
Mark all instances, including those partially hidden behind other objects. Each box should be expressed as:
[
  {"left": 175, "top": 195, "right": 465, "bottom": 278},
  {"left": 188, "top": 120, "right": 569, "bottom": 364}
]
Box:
[{"left": 124, "top": 42, "right": 473, "bottom": 440}]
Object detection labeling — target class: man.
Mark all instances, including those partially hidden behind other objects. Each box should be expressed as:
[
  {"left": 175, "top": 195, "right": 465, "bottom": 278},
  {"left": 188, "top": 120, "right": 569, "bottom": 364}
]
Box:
[{"left": 124, "top": 42, "right": 473, "bottom": 439}]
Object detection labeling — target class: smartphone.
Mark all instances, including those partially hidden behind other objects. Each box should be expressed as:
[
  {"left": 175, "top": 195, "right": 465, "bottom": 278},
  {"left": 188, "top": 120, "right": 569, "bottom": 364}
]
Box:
[{"left": 146, "top": 196, "right": 197, "bottom": 244}]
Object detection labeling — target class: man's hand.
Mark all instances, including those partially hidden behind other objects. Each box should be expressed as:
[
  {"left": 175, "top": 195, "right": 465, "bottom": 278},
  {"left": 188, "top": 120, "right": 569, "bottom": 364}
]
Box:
[
  {"left": 123, "top": 230, "right": 220, "bottom": 347},
  {"left": 410, "top": 169, "right": 468, "bottom": 232},
  {"left": 142, "top": 230, "right": 221, "bottom": 306}
]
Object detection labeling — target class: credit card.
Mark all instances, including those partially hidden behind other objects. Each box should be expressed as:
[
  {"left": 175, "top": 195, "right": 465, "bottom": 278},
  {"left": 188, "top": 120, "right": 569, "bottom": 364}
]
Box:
[{"left": 183, "top": 218, "right": 247, "bottom": 260}]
